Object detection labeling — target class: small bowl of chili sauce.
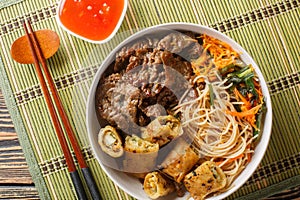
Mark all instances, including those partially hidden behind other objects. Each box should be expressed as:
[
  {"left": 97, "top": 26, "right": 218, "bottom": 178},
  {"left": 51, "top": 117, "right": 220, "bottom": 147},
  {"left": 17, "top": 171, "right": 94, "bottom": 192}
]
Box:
[{"left": 56, "top": 0, "right": 128, "bottom": 44}]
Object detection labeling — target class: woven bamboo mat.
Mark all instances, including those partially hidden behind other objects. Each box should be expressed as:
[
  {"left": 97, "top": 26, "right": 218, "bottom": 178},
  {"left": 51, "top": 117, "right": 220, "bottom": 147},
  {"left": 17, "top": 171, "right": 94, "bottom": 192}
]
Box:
[{"left": 0, "top": 0, "right": 299, "bottom": 199}]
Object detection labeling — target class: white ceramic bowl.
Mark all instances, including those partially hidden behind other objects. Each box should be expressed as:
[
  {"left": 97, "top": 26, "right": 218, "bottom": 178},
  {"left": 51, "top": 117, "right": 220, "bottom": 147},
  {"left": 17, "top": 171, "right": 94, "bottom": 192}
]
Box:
[
  {"left": 56, "top": 0, "right": 128, "bottom": 44},
  {"left": 86, "top": 23, "right": 272, "bottom": 200}
]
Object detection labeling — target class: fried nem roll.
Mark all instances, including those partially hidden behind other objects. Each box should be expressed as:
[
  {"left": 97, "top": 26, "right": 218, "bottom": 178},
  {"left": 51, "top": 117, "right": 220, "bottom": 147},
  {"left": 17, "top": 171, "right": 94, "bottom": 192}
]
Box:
[
  {"left": 123, "top": 135, "right": 159, "bottom": 173},
  {"left": 184, "top": 161, "right": 226, "bottom": 200},
  {"left": 161, "top": 139, "right": 199, "bottom": 183},
  {"left": 143, "top": 172, "right": 175, "bottom": 199},
  {"left": 142, "top": 115, "right": 183, "bottom": 146},
  {"left": 98, "top": 125, "right": 124, "bottom": 158}
]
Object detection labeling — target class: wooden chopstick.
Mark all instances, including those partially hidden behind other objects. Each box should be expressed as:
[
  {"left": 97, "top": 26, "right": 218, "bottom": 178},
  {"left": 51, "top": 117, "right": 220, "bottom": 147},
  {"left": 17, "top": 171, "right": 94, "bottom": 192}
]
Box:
[{"left": 23, "top": 21, "right": 101, "bottom": 200}]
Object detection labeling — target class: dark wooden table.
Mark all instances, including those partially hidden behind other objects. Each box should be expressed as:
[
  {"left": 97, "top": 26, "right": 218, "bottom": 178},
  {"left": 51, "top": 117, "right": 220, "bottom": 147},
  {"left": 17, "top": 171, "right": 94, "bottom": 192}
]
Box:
[
  {"left": 0, "top": 89, "right": 299, "bottom": 200},
  {"left": 0, "top": 90, "right": 39, "bottom": 199}
]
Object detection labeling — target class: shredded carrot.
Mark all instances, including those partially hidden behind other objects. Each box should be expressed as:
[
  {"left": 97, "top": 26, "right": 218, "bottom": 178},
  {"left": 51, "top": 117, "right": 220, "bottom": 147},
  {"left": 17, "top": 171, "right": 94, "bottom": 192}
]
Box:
[
  {"left": 247, "top": 153, "right": 252, "bottom": 163},
  {"left": 227, "top": 104, "right": 262, "bottom": 117},
  {"left": 253, "top": 79, "right": 260, "bottom": 87},
  {"left": 234, "top": 88, "right": 252, "bottom": 110},
  {"left": 226, "top": 104, "right": 262, "bottom": 129},
  {"left": 201, "top": 34, "right": 239, "bottom": 69},
  {"left": 228, "top": 87, "right": 263, "bottom": 129}
]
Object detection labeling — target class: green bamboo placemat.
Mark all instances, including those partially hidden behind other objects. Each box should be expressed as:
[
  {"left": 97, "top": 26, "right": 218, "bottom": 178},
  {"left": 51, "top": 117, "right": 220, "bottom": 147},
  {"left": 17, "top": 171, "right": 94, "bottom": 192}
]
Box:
[{"left": 0, "top": 0, "right": 299, "bottom": 199}]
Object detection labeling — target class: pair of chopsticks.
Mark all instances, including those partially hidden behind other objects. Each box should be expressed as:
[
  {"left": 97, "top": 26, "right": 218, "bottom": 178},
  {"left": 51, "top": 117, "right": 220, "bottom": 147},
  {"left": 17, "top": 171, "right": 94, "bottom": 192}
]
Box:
[{"left": 23, "top": 21, "right": 101, "bottom": 200}]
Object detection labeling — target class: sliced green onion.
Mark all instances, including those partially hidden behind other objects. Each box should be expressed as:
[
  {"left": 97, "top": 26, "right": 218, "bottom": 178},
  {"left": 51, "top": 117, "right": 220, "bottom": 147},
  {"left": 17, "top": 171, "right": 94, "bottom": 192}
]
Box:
[
  {"left": 254, "top": 101, "right": 266, "bottom": 137},
  {"left": 245, "top": 77, "right": 258, "bottom": 99}
]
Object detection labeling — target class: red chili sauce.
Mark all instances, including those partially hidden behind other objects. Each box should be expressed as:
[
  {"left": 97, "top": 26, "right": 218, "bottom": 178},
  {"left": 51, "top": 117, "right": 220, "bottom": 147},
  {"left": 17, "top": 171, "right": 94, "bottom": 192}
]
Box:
[{"left": 58, "top": 0, "right": 124, "bottom": 41}]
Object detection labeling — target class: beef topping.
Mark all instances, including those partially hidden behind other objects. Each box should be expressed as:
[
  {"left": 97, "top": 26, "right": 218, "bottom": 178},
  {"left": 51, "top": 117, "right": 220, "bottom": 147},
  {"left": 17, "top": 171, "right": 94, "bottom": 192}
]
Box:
[{"left": 96, "top": 32, "right": 199, "bottom": 135}]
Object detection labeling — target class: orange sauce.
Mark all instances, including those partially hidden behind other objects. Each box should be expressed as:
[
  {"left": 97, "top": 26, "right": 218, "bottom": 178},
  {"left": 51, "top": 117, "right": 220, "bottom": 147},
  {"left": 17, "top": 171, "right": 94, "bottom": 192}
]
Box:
[{"left": 58, "top": 0, "right": 124, "bottom": 41}]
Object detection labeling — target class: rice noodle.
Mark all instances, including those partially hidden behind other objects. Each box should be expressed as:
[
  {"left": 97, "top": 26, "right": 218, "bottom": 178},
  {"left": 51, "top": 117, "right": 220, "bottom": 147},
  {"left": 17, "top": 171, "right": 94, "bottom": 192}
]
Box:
[{"left": 174, "top": 69, "right": 255, "bottom": 192}]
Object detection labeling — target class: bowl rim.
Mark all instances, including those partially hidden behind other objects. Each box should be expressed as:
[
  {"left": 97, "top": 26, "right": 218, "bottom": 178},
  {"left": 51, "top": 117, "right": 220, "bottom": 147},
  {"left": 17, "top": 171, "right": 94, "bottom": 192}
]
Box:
[
  {"left": 56, "top": 0, "right": 128, "bottom": 44},
  {"left": 86, "top": 22, "right": 273, "bottom": 200}
]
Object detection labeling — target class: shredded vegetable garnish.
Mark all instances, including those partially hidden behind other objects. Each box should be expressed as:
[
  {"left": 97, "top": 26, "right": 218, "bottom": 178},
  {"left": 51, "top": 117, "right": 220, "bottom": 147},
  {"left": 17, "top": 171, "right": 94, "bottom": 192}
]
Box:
[{"left": 201, "top": 34, "right": 240, "bottom": 69}]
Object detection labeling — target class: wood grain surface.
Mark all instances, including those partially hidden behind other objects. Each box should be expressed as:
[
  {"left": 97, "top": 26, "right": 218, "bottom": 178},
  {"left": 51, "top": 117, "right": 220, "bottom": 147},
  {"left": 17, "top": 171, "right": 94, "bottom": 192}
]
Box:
[
  {"left": 0, "top": 91, "right": 39, "bottom": 199},
  {"left": 0, "top": 89, "right": 299, "bottom": 199}
]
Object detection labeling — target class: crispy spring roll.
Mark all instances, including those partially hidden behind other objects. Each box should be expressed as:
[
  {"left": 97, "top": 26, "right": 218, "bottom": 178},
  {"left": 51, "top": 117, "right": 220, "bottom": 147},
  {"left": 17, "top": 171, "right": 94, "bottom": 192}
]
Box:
[
  {"left": 123, "top": 135, "right": 159, "bottom": 173},
  {"left": 143, "top": 172, "right": 175, "bottom": 199},
  {"left": 184, "top": 161, "right": 226, "bottom": 200},
  {"left": 161, "top": 139, "right": 199, "bottom": 183},
  {"left": 142, "top": 115, "right": 183, "bottom": 146},
  {"left": 98, "top": 125, "right": 124, "bottom": 158}
]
